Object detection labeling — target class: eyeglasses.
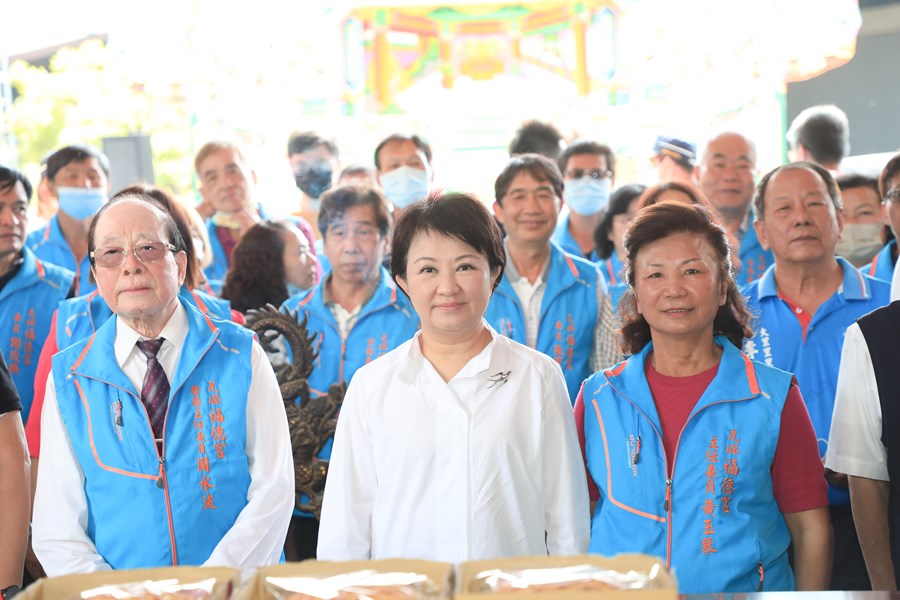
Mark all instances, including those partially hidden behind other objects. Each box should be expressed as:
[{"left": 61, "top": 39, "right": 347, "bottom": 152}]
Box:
[
  {"left": 884, "top": 189, "right": 900, "bottom": 204},
  {"left": 565, "top": 168, "right": 612, "bottom": 180},
  {"left": 90, "top": 242, "right": 178, "bottom": 268}
]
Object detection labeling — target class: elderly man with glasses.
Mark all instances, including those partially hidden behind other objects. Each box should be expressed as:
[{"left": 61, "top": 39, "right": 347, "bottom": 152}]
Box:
[{"left": 32, "top": 194, "right": 293, "bottom": 575}]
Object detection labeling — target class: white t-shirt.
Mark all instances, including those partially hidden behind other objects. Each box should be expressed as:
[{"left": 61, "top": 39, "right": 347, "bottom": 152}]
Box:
[{"left": 824, "top": 322, "right": 889, "bottom": 481}]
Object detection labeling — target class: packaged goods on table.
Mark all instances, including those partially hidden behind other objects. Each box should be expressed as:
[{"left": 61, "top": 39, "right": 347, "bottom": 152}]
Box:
[
  {"left": 457, "top": 554, "right": 677, "bottom": 599},
  {"left": 237, "top": 560, "right": 454, "bottom": 600},
  {"left": 18, "top": 567, "right": 237, "bottom": 600}
]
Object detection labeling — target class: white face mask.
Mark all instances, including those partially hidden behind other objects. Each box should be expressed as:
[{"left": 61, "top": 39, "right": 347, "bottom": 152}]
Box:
[
  {"left": 564, "top": 177, "right": 612, "bottom": 216},
  {"left": 836, "top": 222, "right": 885, "bottom": 267},
  {"left": 379, "top": 166, "right": 430, "bottom": 209}
]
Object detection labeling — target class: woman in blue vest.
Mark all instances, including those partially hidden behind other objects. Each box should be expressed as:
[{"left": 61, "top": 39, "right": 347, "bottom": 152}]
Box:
[{"left": 576, "top": 201, "right": 832, "bottom": 593}]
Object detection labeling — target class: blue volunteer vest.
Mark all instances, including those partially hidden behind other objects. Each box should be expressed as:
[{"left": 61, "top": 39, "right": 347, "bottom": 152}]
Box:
[
  {"left": 552, "top": 212, "right": 600, "bottom": 262},
  {"left": 0, "top": 247, "right": 73, "bottom": 420},
  {"left": 861, "top": 240, "right": 896, "bottom": 283},
  {"left": 735, "top": 225, "right": 773, "bottom": 285},
  {"left": 26, "top": 215, "right": 94, "bottom": 294},
  {"left": 485, "top": 243, "right": 602, "bottom": 404},
  {"left": 582, "top": 337, "right": 794, "bottom": 593},
  {"left": 51, "top": 301, "right": 253, "bottom": 568},
  {"left": 57, "top": 287, "right": 233, "bottom": 350}
]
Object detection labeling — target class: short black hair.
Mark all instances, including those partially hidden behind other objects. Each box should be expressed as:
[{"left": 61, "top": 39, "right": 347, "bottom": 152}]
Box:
[
  {"left": 836, "top": 173, "right": 879, "bottom": 196},
  {"left": 558, "top": 140, "right": 616, "bottom": 181},
  {"left": 508, "top": 120, "right": 564, "bottom": 159},
  {"left": 45, "top": 144, "right": 110, "bottom": 183},
  {"left": 0, "top": 164, "right": 33, "bottom": 201},
  {"left": 391, "top": 191, "right": 505, "bottom": 292},
  {"left": 494, "top": 154, "right": 564, "bottom": 206},
  {"left": 754, "top": 161, "right": 842, "bottom": 222},
  {"left": 287, "top": 131, "right": 338, "bottom": 158},
  {"left": 373, "top": 133, "right": 432, "bottom": 170},
  {"left": 594, "top": 184, "right": 646, "bottom": 260},
  {"left": 318, "top": 184, "right": 392, "bottom": 239}
]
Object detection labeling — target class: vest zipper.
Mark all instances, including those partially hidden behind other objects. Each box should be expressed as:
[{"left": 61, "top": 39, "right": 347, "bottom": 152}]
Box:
[
  {"left": 610, "top": 377, "right": 757, "bottom": 574},
  {"left": 664, "top": 478, "right": 673, "bottom": 569}
]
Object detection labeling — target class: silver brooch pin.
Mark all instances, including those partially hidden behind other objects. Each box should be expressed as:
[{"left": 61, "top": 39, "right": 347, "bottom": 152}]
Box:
[{"left": 487, "top": 370, "right": 512, "bottom": 389}]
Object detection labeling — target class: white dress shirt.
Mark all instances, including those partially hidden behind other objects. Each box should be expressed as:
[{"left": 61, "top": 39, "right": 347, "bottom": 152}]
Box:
[
  {"left": 34, "top": 302, "right": 294, "bottom": 575},
  {"left": 317, "top": 324, "right": 590, "bottom": 562},
  {"left": 891, "top": 258, "right": 900, "bottom": 302},
  {"left": 824, "top": 322, "right": 889, "bottom": 481}
]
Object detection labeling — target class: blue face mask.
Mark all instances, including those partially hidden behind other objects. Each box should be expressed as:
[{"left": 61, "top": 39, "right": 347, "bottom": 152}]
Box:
[
  {"left": 563, "top": 177, "right": 611, "bottom": 216},
  {"left": 57, "top": 187, "right": 107, "bottom": 221},
  {"left": 379, "top": 166, "right": 430, "bottom": 209}
]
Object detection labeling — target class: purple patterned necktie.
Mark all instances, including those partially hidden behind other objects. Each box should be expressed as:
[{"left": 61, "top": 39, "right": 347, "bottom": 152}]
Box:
[{"left": 136, "top": 338, "right": 169, "bottom": 445}]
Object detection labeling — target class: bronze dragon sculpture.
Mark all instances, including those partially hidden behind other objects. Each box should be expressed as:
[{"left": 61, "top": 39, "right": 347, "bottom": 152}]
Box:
[{"left": 244, "top": 305, "right": 344, "bottom": 519}]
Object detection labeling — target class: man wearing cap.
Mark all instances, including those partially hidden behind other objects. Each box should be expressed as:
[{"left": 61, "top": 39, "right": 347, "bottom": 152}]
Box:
[
  {"left": 552, "top": 141, "right": 616, "bottom": 261},
  {"left": 651, "top": 135, "right": 696, "bottom": 185}
]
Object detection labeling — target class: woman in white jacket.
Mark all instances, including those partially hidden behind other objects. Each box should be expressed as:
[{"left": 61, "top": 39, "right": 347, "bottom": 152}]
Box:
[{"left": 317, "top": 191, "right": 589, "bottom": 562}]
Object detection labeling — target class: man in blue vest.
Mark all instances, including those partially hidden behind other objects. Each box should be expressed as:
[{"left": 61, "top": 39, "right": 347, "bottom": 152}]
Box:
[
  {"left": 25, "top": 145, "right": 110, "bottom": 295},
  {"left": 194, "top": 140, "right": 267, "bottom": 292},
  {"left": 743, "top": 162, "right": 891, "bottom": 591},
  {"left": 486, "top": 154, "right": 618, "bottom": 404},
  {"left": 695, "top": 132, "right": 773, "bottom": 284},
  {"left": 0, "top": 166, "right": 73, "bottom": 422},
  {"left": 552, "top": 140, "right": 616, "bottom": 262},
  {"left": 33, "top": 196, "right": 293, "bottom": 574},
  {"left": 281, "top": 184, "right": 419, "bottom": 560}
]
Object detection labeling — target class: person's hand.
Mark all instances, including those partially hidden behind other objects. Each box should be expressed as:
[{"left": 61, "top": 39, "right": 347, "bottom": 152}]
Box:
[
  {"left": 234, "top": 204, "right": 261, "bottom": 236},
  {"left": 195, "top": 198, "right": 216, "bottom": 221},
  {"left": 825, "top": 467, "right": 849, "bottom": 488},
  {"left": 24, "top": 538, "right": 45, "bottom": 580}
]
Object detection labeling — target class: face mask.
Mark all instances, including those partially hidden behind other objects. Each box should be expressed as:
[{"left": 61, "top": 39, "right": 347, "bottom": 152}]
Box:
[
  {"left": 564, "top": 177, "right": 611, "bottom": 216},
  {"left": 211, "top": 211, "right": 243, "bottom": 230},
  {"left": 380, "top": 166, "right": 430, "bottom": 209},
  {"left": 294, "top": 160, "right": 333, "bottom": 199},
  {"left": 57, "top": 187, "right": 106, "bottom": 221},
  {"left": 836, "top": 222, "right": 885, "bottom": 267}
]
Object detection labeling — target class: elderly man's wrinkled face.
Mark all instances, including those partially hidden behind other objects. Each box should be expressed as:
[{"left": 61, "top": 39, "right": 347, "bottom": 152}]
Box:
[
  {"left": 92, "top": 200, "right": 186, "bottom": 333},
  {"left": 754, "top": 166, "right": 843, "bottom": 267},
  {"left": 198, "top": 148, "right": 255, "bottom": 213},
  {"left": 696, "top": 133, "right": 757, "bottom": 222}
]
